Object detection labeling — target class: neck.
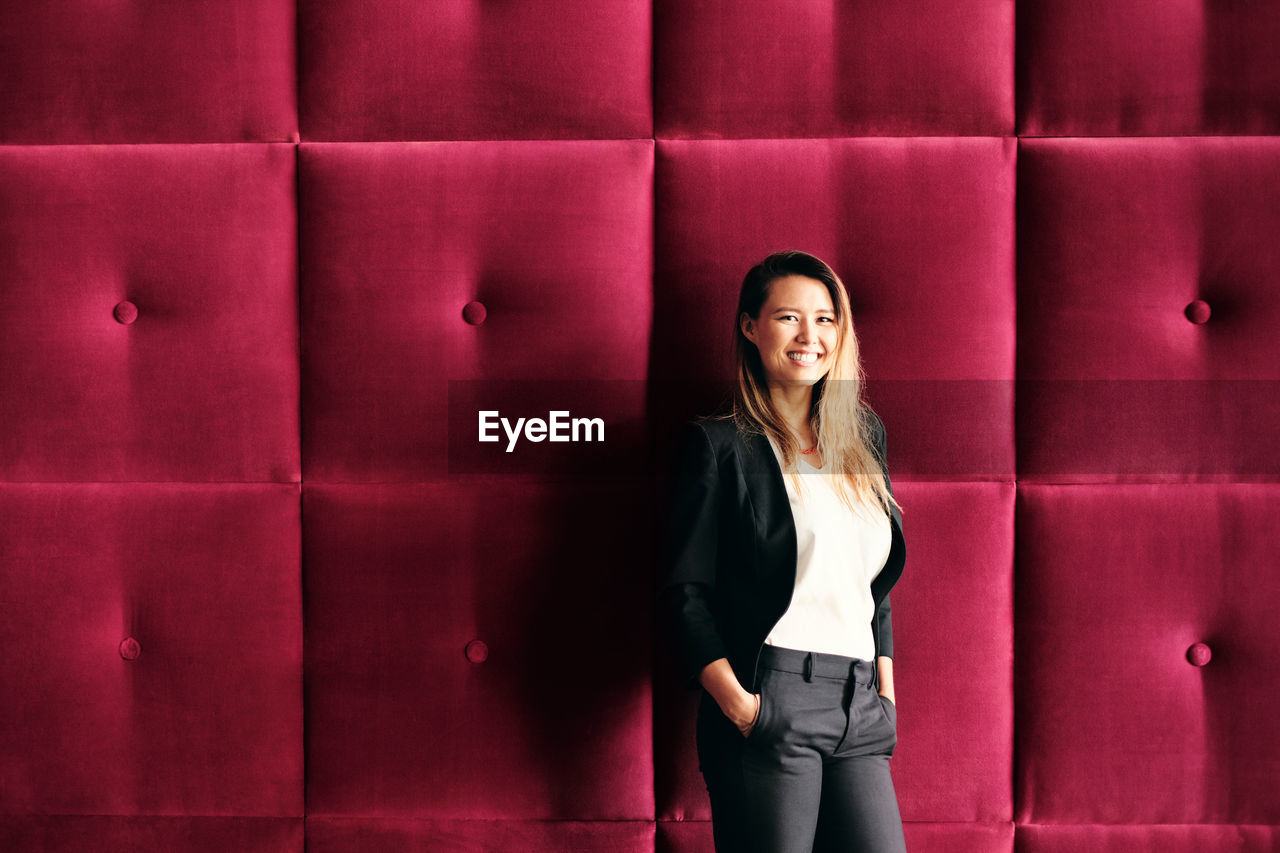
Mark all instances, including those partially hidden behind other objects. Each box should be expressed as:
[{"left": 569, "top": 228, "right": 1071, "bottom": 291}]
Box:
[{"left": 768, "top": 383, "right": 815, "bottom": 436}]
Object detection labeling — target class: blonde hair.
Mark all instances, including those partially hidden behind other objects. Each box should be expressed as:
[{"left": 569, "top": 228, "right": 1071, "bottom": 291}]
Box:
[{"left": 710, "top": 250, "right": 901, "bottom": 518}]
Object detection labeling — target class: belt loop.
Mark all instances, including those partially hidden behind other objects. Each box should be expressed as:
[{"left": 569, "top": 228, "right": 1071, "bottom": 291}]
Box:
[{"left": 803, "top": 652, "right": 814, "bottom": 682}]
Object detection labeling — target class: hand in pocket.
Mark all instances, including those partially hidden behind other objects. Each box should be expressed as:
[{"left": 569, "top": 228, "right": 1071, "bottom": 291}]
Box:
[{"left": 738, "top": 692, "right": 762, "bottom": 738}]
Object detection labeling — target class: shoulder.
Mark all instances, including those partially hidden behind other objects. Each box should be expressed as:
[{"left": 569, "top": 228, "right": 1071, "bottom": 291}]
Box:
[
  {"left": 689, "top": 415, "right": 738, "bottom": 441},
  {"left": 673, "top": 416, "right": 755, "bottom": 470},
  {"left": 687, "top": 415, "right": 761, "bottom": 454}
]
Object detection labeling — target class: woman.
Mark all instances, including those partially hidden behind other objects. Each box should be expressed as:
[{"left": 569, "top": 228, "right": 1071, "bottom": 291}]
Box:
[{"left": 658, "top": 250, "right": 907, "bottom": 852}]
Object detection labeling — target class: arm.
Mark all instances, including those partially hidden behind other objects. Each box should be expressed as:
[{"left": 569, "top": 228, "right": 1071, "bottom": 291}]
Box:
[
  {"left": 877, "top": 658, "right": 895, "bottom": 705},
  {"left": 656, "top": 422, "right": 732, "bottom": 690},
  {"left": 875, "top": 592, "right": 895, "bottom": 704},
  {"left": 871, "top": 410, "right": 897, "bottom": 705},
  {"left": 700, "top": 657, "right": 760, "bottom": 735},
  {"left": 656, "top": 423, "right": 759, "bottom": 732}
]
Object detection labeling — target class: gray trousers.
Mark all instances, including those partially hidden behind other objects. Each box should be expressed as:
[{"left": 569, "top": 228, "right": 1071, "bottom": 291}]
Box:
[{"left": 696, "top": 644, "right": 907, "bottom": 852}]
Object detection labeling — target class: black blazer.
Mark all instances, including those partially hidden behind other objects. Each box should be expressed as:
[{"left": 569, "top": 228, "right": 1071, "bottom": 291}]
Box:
[{"left": 657, "top": 412, "right": 905, "bottom": 696}]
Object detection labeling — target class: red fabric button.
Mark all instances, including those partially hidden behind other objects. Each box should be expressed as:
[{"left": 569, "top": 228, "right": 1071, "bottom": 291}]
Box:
[
  {"left": 114, "top": 301, "right": 138, "bottom": 324},
  {"left": 1184, "top": 299, "right": 1211, "bottom": 324},
  {"left": 119, "top": 637, "right": 142, "bottom": 660},
  {"left": 465, "top": 639, "right": 488, "bottom": 663}
]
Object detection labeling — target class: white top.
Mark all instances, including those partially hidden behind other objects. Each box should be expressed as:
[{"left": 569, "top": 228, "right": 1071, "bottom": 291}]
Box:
[{"left": 763, "top": 436, "right": 893, "bottom": 661}]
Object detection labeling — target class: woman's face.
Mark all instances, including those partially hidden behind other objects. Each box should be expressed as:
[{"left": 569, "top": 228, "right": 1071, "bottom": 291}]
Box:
[{"left": 740, "top": 275, "right": 839, "bottom": 387}]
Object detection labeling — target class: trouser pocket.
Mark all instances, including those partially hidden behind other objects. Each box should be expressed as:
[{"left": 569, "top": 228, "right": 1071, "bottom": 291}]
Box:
[
  {"left": 879, "top": 693, "right": 897, "bottom": 727},
  {"left": 830, "top": 680, "right": 898, "bottom": 758}
]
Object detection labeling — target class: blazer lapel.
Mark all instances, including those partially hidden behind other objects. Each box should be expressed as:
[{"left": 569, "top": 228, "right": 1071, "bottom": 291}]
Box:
[{"left": 738, "top": 430, "right": 797, "bottom": 579}]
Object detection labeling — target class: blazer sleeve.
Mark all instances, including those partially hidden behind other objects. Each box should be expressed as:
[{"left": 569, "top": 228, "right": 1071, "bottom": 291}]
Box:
[
  {"left": 875, "top": 595, "right": 894, "bottom": 661},
  {"left": 657, "top": 421, "right": 731, "bottom": 692},
  {"left": 871, "top": 411, "right": 895, "bottom": 661}
]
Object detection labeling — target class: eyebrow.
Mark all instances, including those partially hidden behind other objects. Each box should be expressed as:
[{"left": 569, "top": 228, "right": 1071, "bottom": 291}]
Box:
[{"left": 771, "top": 307, "right": 835, "bottom": 315}]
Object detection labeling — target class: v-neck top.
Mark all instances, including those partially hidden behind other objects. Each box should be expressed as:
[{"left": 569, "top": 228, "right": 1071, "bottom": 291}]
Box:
[{"left": 762, "top": 436, "right": 893, "bottom": 661}]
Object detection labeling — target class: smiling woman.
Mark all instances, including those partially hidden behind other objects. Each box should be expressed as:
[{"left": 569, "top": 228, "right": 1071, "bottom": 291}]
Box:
[{"left": 658, "top": 250, "right": 908, "bottom": 852}]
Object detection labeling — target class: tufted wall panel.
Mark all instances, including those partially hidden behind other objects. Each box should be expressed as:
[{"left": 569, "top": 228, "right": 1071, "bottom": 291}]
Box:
[{"left": 2, "top": 2, "right": 1278, "bottom": 852}]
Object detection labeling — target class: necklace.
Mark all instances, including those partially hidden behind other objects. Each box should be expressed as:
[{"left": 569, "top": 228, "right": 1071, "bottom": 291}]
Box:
[{"left": 789, "top": 423, "right": 817, "bottom": 454}]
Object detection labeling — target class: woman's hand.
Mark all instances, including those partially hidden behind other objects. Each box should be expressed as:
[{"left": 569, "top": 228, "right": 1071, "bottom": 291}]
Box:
[
  {"left": 698, "top": 658, "right": 762, "bottom": 737},
  {"left": 876, "top": 656, "right": 895, "bottom": 706},
  {"left": 735, "top": 693, "right": 762, "bottom": 738}
]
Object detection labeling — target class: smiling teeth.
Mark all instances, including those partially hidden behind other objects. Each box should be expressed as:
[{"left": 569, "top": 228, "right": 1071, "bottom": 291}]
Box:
[{"left": 788, "top": 352, "right": 819, "bottom": 364}]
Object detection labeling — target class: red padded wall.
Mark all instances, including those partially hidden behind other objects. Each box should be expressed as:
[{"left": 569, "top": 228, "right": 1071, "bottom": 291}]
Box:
[{"left": 2, "top": 1, "right": 1279, "bottom": 851}]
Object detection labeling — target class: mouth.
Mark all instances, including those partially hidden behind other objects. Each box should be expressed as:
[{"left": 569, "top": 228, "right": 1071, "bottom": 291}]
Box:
[{"left": 787, "top": 351, "right": 821, "bottom": 366}]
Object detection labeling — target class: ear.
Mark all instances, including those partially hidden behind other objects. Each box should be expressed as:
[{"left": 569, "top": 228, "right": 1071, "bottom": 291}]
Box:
[{"left": 740, "top": 312, "right": 756, "bottom": 344}]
